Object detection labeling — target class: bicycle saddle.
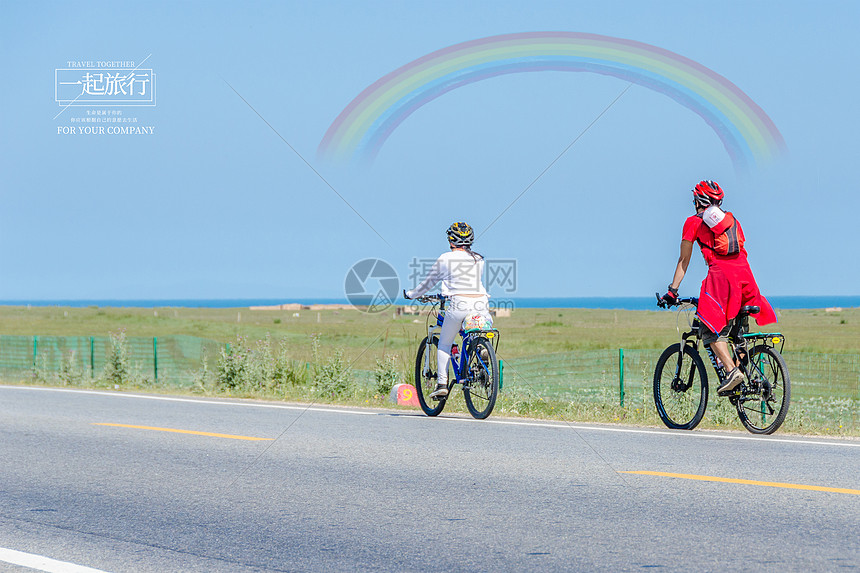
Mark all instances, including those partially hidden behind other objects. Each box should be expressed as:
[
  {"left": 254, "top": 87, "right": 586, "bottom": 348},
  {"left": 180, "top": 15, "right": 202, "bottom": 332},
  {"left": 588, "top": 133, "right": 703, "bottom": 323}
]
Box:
[{"left": 740, "top": 305, "right": 760, "bottom": 315}]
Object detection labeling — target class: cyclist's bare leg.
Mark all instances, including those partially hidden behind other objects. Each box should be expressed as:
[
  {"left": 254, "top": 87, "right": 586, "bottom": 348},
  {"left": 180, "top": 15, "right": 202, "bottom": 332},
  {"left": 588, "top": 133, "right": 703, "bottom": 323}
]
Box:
[
  {"left": 703, "top": 321, "right": 744, "bottom": 393},
  {"left": 709, "top": 340, "right": 737, "bottom": 371}
]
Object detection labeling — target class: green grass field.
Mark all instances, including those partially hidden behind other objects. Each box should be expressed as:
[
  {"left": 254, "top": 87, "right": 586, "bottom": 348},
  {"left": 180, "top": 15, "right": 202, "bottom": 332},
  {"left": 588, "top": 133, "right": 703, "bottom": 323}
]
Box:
[
  {"left": 1, "top": 304, "right": 858, "bottom": 435},
  {"left": 2, "top": 303, "right": 857, "bottom": 357}
]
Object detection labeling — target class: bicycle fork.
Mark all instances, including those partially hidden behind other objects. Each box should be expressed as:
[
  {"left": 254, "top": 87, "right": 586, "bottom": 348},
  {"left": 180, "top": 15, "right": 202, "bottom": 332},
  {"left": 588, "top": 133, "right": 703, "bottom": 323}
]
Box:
[{"left": 673, "top": 342, "right": 698, "bottom": 393}]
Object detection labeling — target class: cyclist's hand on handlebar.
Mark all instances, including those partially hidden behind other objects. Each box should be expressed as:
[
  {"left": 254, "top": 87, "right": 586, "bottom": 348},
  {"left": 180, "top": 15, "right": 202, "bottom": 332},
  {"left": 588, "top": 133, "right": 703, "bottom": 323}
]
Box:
[
  {"left": 415, "top": 293, "right": 443, "bottom": 303},
  {"left": 403, "top": 289, "right": 412, "bottom": 300},
  {"left": 659, "top": 286, "right": 679, "bottom": 308}
]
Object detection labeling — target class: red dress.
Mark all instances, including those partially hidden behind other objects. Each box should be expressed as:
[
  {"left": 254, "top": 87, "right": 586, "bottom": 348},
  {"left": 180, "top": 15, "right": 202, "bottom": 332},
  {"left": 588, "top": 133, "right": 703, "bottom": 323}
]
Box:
[{"left": 682, "top": 214, "right": 777, "bottom": 333}]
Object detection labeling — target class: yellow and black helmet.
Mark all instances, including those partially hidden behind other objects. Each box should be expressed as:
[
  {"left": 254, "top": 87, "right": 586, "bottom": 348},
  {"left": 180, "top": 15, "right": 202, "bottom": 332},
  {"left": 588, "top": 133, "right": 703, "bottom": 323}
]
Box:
[{"left": 447, "top": 221, "right": 474, "bottom": 247}]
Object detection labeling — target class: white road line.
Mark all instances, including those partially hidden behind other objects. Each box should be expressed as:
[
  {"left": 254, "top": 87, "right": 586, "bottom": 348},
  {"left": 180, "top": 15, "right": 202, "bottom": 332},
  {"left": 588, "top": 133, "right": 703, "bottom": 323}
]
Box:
[
  {"left": 0, "top": 386, "right": 375, "bottom": 416},
  {"left": 0, "top": 547, "right": 109, "bottom": 573},
  {"left": 3, "top": 385, "right": 858, "bottom": 448},
  {"left": 482, "top": 418, "right": 860, "bottom": 448}
]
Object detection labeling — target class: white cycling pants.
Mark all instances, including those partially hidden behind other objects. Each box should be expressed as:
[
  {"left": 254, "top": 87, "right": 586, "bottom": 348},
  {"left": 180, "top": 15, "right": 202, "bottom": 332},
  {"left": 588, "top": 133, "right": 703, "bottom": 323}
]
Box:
[{"left": 437, "top": 295, "right": 491, "bottom": 386}]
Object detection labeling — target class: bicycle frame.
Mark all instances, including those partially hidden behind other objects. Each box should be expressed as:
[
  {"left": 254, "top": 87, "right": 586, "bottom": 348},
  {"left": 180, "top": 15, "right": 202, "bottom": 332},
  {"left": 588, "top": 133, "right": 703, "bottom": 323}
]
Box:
[
  {"left": 421, "top": 296, "right": 499, "bottom": 387},
  {"left": 654, "top": 293, "right": 791, "bottom": 433},
  {"left": 667, "top": 296, "right": 786, "bottom": 389}
]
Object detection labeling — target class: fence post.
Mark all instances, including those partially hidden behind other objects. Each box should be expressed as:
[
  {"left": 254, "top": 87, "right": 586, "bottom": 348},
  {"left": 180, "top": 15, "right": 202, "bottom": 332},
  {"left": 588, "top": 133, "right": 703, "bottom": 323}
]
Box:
[
  {"left": 33, "top": 336, "right": 38, "bottom": 369},
  {"left": 153, "top": 337, "right": 158, "bottom": 382},
  {"left": 619, "top": 348, "right": 625, "bottom": 407},
  {"left": 90, "top": 336, "right": 95, "bottom": 378}
]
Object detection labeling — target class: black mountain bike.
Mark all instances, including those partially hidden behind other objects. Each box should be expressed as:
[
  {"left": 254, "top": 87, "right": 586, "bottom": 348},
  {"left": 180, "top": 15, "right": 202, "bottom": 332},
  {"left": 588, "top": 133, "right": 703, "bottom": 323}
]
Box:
[
  {"left": 413, "top": 294, "right": 500, "bottom": 419},
  {"left": 654, "top": 295, "right": 791, "bottom": 434}
]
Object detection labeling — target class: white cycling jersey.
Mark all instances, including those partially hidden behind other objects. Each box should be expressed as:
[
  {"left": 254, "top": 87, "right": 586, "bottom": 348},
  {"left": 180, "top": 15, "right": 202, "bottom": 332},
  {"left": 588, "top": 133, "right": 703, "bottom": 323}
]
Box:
[{"left": 406, "top": 250, "right": 487, "bottom": 299}]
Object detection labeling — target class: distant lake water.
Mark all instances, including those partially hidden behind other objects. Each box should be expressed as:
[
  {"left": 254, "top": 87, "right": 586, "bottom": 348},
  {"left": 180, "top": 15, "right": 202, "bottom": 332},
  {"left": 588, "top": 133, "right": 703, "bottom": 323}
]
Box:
[{"left": 1, "top": 296, "right": 858, "bottom": 310}]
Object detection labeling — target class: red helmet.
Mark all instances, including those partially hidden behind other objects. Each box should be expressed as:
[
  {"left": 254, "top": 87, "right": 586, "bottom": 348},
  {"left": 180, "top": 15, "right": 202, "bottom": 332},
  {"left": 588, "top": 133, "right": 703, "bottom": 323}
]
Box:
[{"left": 692, "top": 180, "right": 724, "bottom": 207}]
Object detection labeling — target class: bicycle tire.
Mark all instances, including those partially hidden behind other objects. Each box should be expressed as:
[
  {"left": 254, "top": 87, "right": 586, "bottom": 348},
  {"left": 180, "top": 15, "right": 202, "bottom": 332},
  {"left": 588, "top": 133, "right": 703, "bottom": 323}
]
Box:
[
  {"left": 415, "top": 336, "right": 446, "bottom": 416},
  {"left": 653, "top": 343, "right": 709, "bottom": 430},
  {"left": 463, "top": 336, "right": 499, "bottom": 420},
  {"left": 736, "top": 345, "right": 790, "bottom": 434}
]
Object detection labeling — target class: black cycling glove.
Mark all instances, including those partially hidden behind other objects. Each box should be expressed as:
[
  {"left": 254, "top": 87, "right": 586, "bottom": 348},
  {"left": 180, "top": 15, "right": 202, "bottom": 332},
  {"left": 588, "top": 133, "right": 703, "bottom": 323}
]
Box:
[{"left": 661, "top": 286, "right": 679, "bottom": 306}]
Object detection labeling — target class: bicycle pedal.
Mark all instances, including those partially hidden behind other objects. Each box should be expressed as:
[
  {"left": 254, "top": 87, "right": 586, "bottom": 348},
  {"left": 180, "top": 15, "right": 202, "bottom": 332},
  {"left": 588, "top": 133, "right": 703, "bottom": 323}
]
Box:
[{"left": 717, "top": 387, "right": 741, "bottom": 397}]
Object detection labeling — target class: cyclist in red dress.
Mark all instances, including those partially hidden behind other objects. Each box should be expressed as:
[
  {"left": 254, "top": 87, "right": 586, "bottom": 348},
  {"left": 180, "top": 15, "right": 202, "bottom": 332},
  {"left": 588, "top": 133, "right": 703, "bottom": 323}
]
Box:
[{"left": 661, "top": 180, "right": 777, "bottom": 394}]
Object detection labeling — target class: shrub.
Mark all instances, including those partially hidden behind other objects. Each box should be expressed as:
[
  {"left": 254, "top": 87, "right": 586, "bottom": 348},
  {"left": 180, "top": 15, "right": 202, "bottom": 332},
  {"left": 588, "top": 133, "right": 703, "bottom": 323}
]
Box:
[
  {"left": 192, "top": 350, "right": 214, "bottom": 393},
  {"left": 216, "top": 336, "right": 252, "bottom": 390},
  {"left": 374, "top": 354, "right": 401, "bottom": 396},
  {"left": 59, "top": 350, "right": 88, "bottom": 386},
  {"left": 215, "top": 335, "right": 308, "bottom": 393},
  {"left": 102, "top": 330, "right": 131, "bottom": 386},
  {"left": 99, "top": 330, "right": 149, "bottom": 387},
  {"left": 312, "top": 336, "right": 353, "bottom": 398},
  {"left": 271, "top": 338, "right": 309, "bottom": 388}
]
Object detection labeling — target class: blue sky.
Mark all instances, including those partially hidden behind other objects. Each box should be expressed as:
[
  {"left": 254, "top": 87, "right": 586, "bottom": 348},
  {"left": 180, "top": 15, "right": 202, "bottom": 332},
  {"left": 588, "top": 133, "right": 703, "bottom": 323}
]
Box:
[{"left": 1, "top": 0, "right": 857, "bottom": 299}]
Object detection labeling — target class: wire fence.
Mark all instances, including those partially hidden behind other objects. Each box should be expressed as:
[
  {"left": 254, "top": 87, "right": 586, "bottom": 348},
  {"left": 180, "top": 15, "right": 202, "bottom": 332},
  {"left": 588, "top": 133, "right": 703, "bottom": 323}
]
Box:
[
  {"left": 0, "top": 334, "right": 223, "bottom": 385},
  {"left": 499, "top": 349, "right": 860, "bottom": 399},
  {"left": 2, "top": 334, "right": 858, "bottom": 430}
]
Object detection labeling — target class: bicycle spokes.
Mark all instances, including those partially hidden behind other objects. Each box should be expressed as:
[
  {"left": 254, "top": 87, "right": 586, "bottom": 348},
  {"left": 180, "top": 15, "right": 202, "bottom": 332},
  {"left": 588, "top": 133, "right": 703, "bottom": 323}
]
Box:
[
  {"left": 653, "top": 344, "right": 708, "bottom": 431},
  {"left": 735, "top": 345, "right": 790, "bottom": 434},
  {"left": 462, "top": 337, "right": 499, "bottom": 419}
]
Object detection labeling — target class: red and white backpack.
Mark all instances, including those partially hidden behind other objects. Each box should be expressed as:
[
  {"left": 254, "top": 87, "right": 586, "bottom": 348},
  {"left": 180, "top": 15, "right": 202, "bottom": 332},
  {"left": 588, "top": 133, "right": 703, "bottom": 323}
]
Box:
[{"left": 698, "top": 205, "right": 744, "bottom": 256}]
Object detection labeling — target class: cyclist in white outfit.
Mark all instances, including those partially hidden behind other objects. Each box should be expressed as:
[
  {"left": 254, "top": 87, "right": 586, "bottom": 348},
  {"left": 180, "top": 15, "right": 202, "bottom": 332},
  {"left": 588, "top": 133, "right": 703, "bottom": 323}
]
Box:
[{"left": 404, "top": 222, "right": 491, "bottom": 399}]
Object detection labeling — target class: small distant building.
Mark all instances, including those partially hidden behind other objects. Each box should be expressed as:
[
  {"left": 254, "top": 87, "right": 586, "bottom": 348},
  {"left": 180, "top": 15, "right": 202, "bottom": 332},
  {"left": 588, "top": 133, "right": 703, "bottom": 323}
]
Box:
[{"left": 249, "top": 303, "right": 307, "bottom": 311}]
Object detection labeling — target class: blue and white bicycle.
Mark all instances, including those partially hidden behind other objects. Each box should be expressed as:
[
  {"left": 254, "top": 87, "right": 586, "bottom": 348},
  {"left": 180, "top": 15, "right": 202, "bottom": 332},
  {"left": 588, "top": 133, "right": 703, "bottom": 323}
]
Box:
[{"left": 413, "top": 294, "right": 500, "bottom": 419}]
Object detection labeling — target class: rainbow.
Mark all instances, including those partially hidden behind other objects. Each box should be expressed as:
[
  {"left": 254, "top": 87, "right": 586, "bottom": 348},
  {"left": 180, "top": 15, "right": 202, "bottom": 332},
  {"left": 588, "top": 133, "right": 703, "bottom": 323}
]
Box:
[{"left": 318, "top": 32, "right": 785, "bottom": 172}]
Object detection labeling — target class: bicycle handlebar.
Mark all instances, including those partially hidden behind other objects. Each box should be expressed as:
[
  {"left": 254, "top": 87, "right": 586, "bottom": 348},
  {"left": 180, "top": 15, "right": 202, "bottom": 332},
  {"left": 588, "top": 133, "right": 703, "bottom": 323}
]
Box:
[
  {"left": 655, "top": 292, "right": 698, "bottom": 309},
  {"left": 415, "top": 293, "right": 446, "bottom": 304}
]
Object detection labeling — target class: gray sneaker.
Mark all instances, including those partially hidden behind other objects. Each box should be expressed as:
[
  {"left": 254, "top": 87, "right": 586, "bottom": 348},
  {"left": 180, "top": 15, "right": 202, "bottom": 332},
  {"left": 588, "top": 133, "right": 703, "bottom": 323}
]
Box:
[
  {"left": 718, "top": 368, "right": 745, "bottom": 395},
  {"left": 429, "top": 383, "right": 448, "bottom": 399}
]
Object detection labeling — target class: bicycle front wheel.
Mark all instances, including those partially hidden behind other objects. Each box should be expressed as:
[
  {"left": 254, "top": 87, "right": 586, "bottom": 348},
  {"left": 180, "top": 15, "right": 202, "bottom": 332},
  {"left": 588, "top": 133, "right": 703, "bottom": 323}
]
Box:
[
  {"left": 736, "top": 345, "right": 790, "bottom": 434},
  {"left": 653, "top": 343, "right": 709, "bottom": 430},
  {"left": 415, "top": 336, "right": 446, "bottom": 416},
  {"left": 463, "top": 336, "right": 498, "bottom": 419}
]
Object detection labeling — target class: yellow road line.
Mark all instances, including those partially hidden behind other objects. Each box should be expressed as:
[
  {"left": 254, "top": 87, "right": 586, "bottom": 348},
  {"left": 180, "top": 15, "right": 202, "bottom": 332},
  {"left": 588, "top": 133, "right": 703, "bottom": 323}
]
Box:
[
  {"left": 93, "top": 423, "right": 273, "bottom": 441},
  {"left": 621, "top": 471, "right": 860, "bottom": 496}
]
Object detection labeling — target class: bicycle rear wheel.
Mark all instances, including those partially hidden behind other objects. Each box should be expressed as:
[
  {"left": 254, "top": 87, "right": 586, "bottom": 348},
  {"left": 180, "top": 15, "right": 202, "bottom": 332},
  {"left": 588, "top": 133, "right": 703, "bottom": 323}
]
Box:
[
  {"left": 736, "top": 345, "right": 790, "bottom": 434},
  {"left": 415, "top": 336, "right": 446, "bottom": 416},
  {"left": 463, "top": 336, "right": 498, "bottom": 419},
  {"left": 653, "top": 343, "right": 709, "bottom": 430}
]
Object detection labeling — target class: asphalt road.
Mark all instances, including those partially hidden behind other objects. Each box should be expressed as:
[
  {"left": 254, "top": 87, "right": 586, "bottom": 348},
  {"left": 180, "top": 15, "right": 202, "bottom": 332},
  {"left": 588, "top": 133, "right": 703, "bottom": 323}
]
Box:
[{"left": 1, "top": 386, "right": 858, "bottom": 572}]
